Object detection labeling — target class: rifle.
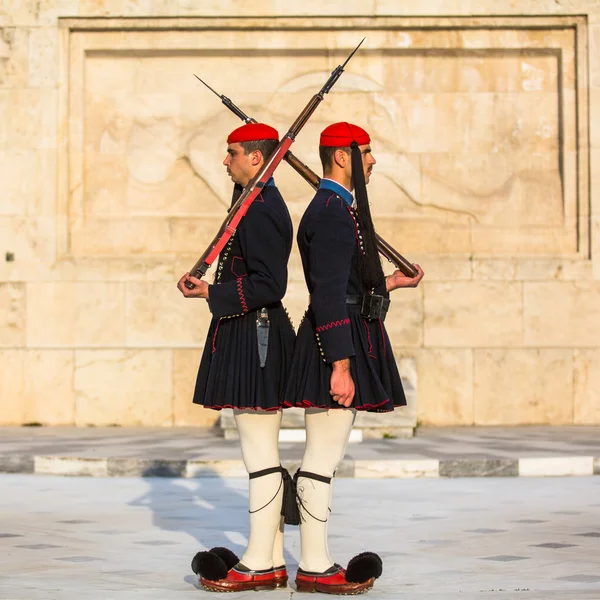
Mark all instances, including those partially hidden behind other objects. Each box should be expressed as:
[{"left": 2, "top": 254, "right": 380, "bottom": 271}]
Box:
[
  {"left": 194, "top": 76, "right": 418, "bottom": 279},
  {"left": 184, "top": 40, "right": 364, "bottom": 289}
]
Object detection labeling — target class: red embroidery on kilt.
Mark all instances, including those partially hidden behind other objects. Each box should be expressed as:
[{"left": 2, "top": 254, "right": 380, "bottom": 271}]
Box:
[
  {"left": 315, "top": 318, "right": 350, "bottom": 333},
  {"left": 363, "top": 320, "right": 377, "bottom": 359},
  {"left": 345, "top": 206, "right": 363, "bottom": 255},
  {"left": 378, "top": 319, "right": 387, "bottom": 359},
  {"left": 212, "top": 321, "right": 220, "bottom": 354},
  {"left": 236, "top": 277, "right": 249, "bottom": 313}
]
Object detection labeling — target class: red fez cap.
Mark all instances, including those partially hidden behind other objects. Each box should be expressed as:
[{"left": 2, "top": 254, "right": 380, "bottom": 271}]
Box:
[
  {"left": 319, "top": 122, "right": 370, "bottom": 147},
  {"left": 227, "top": 123, "right": 279, "bottom": 144}
]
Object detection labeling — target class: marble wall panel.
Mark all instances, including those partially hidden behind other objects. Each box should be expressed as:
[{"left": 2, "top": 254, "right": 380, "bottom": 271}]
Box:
[
  {"left": 0, "top": 149, "right": 57, "bottom": 216},
  {"left": 63, "top": 23, "right": 580, "bottom": 259},
  {"left": 0, "top": 283, "right": 25, "bottom": 347},
  {"left": 524, "top": 283, "right": 600, "bottom": 347},
  {"left": 0, "top": 350, "right": 75, "bottom": 424},
  {"left": 0, "top": 27, "right": 29, "bottom": 88},
  {"left": 74, "top": 349, "right": 172, "bottom": 425},
  {"left": 474, "top": 349, "right": 573, "bottom": 425},
  {"left": 417, "top": 349, "right": 473, "bottom": 426},
  {"left": 385, "top": 288, "right": 423, "bottom": 348},
  {"left": 172, "top": 348, "right": 220, "bottom": 426},
  {"left": 573, "top": 349, "right": 600, "bottom": 424},
  {"left": 125, "top": 281, "right": 211, "bottom": 347},
  {"left": 26, "top": 282, "right": 126, "bottom": 347},
  {"left": 424, "top": 282, "right": 523, "bottom": 347},
  {"left": 28, "top": 27, "right": 59, "bottom": 88}
]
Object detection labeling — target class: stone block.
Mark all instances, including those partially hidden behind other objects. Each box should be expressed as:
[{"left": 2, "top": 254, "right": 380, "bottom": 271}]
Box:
[
  {"left": 0, "top": 27, "right": 29, "bottom": 87},
  {"left": 125, "top": 282, "right": 211, "bottom": 347},
  {"left": 107, "top": 458, "right": 187, "bottom": 477},
  {"left": 573, "top": 349, "right": 600, "bottom": 424},
  {"left": 524, "top": 282, "right": 600, "bottom": 346},
  {"left": 7, "top": 89, "right": 57, "bottom": 149},
  {"left": 27, "top": 282, "right": 126, "bottom": 347},
  {"left": 185, "top": 459, "right": 247, "bottom": 478},
  {"left": 405, "top": 256, "right": 471, "bottom": 282},
  {"left": 472, "top": 259, "right": 517, "bottom": 281},
  {"left": 0, "top": 455, "right": 34, "bottom": 474},
  {"left": 439, "top": 459, "right": 518, "bottom": 478},
  {"left": 417, "top": 349, "right": 473, "bottom": 426},
  {"left": 424, "top": 282, "right": 523, "bottom": 347},
  {"left": 0, "top": 283, "right": 25, "bottom": 347},
  {"left": 28, "top": 27, "right": 58, "bottom": 87},
  {"left": 0, "top": 351, "right": 25, "bottom": 423},
  {"left": 385, "top": 288, "right": 423, "bottom": 347},
  {"left": 0, "top": 150, "right": 57, "bottom": 216},
  {"left": 473, "top": 349, "right": 573, "bottom": 425},
  {"left": 519, "top": 457, "right": 594, "bottom": 477},
  {"left": 516, "top": 259, "right": 594, "bottom": 282},
  {"left": 74, "top": 349, "right": 173, "bottom": 426},
  {"left": 354, "top": 459, "right": 439, "bottom": 479},
  {"left": 35, "top": 456, "right": 108, "bottom": 477},
  {"left": 172, "top": 348, "right": 220, "bottom": 427},
  {"left": 0, "top": 350, "right": 75, "bottom": 425},
  {"left": 0, "top": 217, "right": 57, "bottom": 281},
  {"left": 69, "top": 218, "right": 171, "bottom": 256}
]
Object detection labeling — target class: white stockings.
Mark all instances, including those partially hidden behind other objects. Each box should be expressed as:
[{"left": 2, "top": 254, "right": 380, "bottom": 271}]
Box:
[
  {"left": 297, "top": 408, "right": 356, "bottom": 572},
  {"left": 234, "top": 409, "right": 284, "bottom": 570}
]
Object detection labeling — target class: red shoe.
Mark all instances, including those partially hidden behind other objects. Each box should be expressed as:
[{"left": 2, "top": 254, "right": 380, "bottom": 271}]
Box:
[
  {"left": 295, "top": 564, "right": 374, "bottom": 595},
  {"left": 273, "top": 564, "right": 289, "bottom": 589},
  {"left": 201, "top": 563, "right": 280, "bottom": 593}
]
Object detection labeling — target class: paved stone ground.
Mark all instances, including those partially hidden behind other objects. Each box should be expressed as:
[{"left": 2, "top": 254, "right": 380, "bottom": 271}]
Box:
[
  {"left": 1, "top": 474, "right": 600, "bottom": 599},
  {"left": 1, "top": 426, "right": 600, "bottom": 478}
]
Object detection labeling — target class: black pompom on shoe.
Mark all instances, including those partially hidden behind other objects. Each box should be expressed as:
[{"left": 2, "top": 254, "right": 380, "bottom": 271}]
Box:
[
  {"left": 345, "top": 552, "right": 383, "bottom": 583},
  {"left": 191, "top": 551, "right": 228, "bottom": 581},
  {"left": 208, "top": 547, "right": 240, "bottom": 571}
]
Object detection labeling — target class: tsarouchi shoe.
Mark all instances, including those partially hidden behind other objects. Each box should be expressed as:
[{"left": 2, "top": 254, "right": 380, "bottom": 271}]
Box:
[
  {"left": 191, "top": 547, "right": 288, "bottom": 592},
  {"left": 295, "top": 552, "right": 383, "bottom": 595}
]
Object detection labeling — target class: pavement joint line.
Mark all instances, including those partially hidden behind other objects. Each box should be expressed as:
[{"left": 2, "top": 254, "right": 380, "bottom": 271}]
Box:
[{"left": 0, "top": 454, "right": 599, "bottom": 479}]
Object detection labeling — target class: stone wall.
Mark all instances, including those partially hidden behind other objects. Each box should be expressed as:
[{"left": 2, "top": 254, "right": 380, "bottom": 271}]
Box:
[{"left": 1, "top": 1, "right": 599, "bottom": 427}]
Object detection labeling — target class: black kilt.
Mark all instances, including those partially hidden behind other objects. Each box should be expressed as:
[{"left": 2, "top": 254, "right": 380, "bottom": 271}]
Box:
[
  {"left": 284, "top": 306, "right": 406, "bottom": 412},
  {"left": 193, "top": 304, "right": 296, "bottom": 411}
]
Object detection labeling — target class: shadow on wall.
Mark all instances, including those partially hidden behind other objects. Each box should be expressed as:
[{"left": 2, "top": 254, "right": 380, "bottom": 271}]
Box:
[{"left": 129, "top": 467, "right": 298, "bottom": 589}]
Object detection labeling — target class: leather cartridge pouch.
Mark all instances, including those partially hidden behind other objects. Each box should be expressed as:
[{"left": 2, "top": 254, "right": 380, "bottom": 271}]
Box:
[
  {"left": 256, "top": 308, "right": 270, "bottom": 367},
  {"left": 360, "top": 293, "right": 390, "bottom": 321}
]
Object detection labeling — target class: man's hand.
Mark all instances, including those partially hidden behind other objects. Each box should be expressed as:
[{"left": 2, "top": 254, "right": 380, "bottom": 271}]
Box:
[
  {"left": 330, "top": 358, "right": 355, "bottom": 407},
  {"left": 177, "top": 272, "right": 209, "bottom": 299},
  {"left": 386, "top": 264, "right": 424, "bottom": 292}
]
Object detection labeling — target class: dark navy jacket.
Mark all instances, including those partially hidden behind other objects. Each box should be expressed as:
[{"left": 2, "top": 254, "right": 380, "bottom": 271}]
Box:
[
  {"left": 297, "top": 181, "right": 388, "bottom": 363},
  {"left": 208, "top": 182, "right": 293, "bottom": 318}
]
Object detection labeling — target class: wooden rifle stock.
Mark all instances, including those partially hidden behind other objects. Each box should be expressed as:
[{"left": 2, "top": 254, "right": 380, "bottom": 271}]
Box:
[{"left": 185, "top": 41, "right": 364, "bottom": 288}]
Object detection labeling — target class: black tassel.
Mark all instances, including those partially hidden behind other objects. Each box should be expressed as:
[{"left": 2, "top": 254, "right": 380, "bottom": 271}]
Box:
[
  {"left": 208, "top": 547, "right": 239, "bottom": 571},
  {"left": 346, "top": 552, "right": 383, "bottom": 583},
  {"left": 191, "top": 551, "right": 228, "bottom": 580},
  {"left": 350, "top": 141, "right": 385, "bottom": 291},
  {"left": 281, "top": 467, "right": 301, "bottom": 526}
]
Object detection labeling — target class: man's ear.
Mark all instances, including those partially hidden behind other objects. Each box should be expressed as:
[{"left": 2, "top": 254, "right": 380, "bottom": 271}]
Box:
[
  {"left": 251, "top": 150, "right": 263, "bottom": 166},
  {"left": 333, "top": 149, "right": 348, "bottom": 169}
]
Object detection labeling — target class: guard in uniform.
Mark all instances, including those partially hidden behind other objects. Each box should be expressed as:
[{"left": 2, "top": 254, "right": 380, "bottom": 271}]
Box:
[
  {"left": 285, "top": 122, "right": 424, "bottom": 594},
  {"left": 177, "top": 122, "right": 296, "bottom": 592}
]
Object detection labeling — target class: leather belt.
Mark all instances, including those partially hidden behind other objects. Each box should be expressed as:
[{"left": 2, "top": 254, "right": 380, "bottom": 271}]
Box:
[{"left": 345, "top": 295, "right": 362, "bottom": 306}]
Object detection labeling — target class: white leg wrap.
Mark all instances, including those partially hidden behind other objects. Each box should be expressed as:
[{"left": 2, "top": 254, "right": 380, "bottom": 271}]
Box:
[
  {"left": 234, "top": 409, "right": 283, "bottom": 571},
  {"left": 297, "top": 408, "right": 356, "bottom": 573}
]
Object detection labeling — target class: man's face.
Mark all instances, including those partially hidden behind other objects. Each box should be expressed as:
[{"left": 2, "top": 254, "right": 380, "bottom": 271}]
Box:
[
  {"left": 223, "top": 143, "right": 256, "bottom": 187},
  {"left": 359, "top": 144, "right": 376, "bottom": 184}
]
